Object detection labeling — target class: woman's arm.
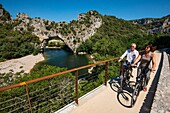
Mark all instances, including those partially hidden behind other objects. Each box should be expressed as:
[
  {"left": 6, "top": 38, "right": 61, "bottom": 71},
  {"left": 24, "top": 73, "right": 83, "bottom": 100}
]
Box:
[
  {"left": 131, "top": 54, "right": 141, "bottom": 66},
  {"left": 152, "top": 52, "right": 156, "bottom": 71}
]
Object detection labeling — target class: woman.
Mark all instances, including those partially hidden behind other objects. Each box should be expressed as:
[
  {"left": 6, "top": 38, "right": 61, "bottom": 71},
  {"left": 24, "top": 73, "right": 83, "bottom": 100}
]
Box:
[{"left": 131, "top": 44, "right": 156, "bottom": 91}]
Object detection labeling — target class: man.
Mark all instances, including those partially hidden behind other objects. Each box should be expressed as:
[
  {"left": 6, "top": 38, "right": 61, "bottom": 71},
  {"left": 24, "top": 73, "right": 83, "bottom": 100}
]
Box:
[
  {"left": 119, "top": 43, "right": 139, "bottom": 66},
  {"left": 118, "top": 43, "right": 139, "bottom": 81}
]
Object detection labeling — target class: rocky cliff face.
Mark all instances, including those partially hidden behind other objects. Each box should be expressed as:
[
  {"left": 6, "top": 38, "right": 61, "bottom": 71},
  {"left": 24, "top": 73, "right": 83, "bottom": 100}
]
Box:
[
  {"left": 0, "top": 4, "right": 11, "bottom": 22},
  {"left": 131, "top": 15, "right": 170, "bottom": 34},
  {"left": 4, "top": 10, "right": 102, "bottom": 53}
]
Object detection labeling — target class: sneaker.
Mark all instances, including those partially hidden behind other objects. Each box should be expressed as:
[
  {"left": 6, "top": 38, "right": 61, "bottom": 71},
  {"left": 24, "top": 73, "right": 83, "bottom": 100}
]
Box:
[{"left": 143, "top": 87, "right": 147, "bottom": 92}]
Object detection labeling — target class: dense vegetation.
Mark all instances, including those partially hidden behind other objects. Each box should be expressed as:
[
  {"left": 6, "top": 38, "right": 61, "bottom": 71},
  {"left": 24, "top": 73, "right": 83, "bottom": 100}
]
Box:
[
  {"left": 0, "top": 64, "right": 118, "bottom": 112},
  {"left": 0, "top": 65, "right": 75, "bottom": 112},
  {"left": 0, "top": 4, "right": 41, "bottom": 62},
  {"left": 78, "top": 15, "right": 170, "bottom": 60},
  {"left": 151, "top": 34, "right": 170, "bottom": 48},
  {"left": 77, "top": 15, "right": 149, "bottom": 60},
  {"left": 0, "top": 23, "right": 41, "bottom": 62}
]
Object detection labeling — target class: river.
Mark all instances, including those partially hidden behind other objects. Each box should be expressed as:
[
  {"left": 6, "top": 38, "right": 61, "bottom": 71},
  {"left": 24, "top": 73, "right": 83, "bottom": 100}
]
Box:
[{"left": 42, "top": 48, "right": 89, "bottom": 74}]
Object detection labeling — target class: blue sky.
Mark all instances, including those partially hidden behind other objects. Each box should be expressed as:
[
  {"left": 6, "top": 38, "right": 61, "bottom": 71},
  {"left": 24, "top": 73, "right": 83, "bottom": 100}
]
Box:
[{"left": 1, "top": 0, "right": 170, "bottom": 22}]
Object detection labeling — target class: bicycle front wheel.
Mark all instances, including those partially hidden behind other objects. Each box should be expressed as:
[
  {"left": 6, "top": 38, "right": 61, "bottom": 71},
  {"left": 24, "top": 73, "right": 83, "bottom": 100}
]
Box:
[
  {"left": 117, "top": 91, "right": 132, "bottom": 108},
  {"left": 110, "top": 79, "right": 120, "bottom": 92}
]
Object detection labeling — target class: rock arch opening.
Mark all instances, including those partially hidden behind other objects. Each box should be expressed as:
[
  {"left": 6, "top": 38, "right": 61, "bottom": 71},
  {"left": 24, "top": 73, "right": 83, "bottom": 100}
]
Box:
[{"left": 41, "top": 35, "right": 72, "bottom": 52}]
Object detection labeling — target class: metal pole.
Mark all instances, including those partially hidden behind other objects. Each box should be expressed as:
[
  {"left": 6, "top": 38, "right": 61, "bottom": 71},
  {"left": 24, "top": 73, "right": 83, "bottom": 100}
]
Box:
[
  {"left": 25, "top": 84, "right": 33, "bottom": 113},
  {"left": 105, "top": 62, "right": 109, "bottom": 86},
  {"left": 120, "top": 61, "right": 123, "bottom": 75},
  {"left": 75, "top": 70, "right": 79, "bottom": 104}
]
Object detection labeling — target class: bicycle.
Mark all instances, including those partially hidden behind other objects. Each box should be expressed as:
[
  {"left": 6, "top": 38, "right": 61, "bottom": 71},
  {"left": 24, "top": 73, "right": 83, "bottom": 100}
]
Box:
[
  {"left": 110, "top": 61, "right": 135, "bottom": 108},
  {"left": 110, "top": 61, "right": 133, "bottom": 93},
  {"left": 119, "top": 61, "right": 134, "bottom": 91},
  {"left": 131, "top": 67, "right": 151, "bottom": 107}
]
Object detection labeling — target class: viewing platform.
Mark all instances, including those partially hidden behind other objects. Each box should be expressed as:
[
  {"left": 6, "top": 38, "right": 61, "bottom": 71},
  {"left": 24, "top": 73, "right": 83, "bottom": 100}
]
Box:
[
  {"left": 58, "top": 51, "right": 163, "bottom": 113},
  {"left": 1, "top": 50, "right": 169, "bottom": 113}
]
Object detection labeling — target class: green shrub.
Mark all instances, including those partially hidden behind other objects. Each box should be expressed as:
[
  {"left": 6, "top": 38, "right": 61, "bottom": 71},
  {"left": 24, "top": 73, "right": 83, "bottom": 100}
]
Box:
[{"left": 0, "top": 24, "right": 41, "bottom": 61}]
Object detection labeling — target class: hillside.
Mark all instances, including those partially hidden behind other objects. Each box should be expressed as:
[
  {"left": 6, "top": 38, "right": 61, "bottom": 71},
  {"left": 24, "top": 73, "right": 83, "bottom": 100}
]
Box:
[
  {"left": 131, "top": 15, "right": 170, "bottom": 34},
  {"left": 1, "top": 3, "right": 169, "bottom": 61},
  {"left": 0, "top": 4, "right": 102, "bottom": 61},
  {"left": 1, "top": 4, "right": 155, "bottom": 56},
  {"left": 0, "top": 4, "right": 149, "bottom": 61},
  {"left": 0, "top": 5, "right": 41, "bottom": 62},
  {"left": 77, "top": 15, "right": 148, "bottom": 60}
]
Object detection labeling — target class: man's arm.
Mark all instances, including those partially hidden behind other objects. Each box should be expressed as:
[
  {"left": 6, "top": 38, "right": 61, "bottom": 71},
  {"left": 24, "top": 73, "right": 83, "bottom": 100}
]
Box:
[{"left": 118, "top": 50, "right": 128, "bottom": 62}]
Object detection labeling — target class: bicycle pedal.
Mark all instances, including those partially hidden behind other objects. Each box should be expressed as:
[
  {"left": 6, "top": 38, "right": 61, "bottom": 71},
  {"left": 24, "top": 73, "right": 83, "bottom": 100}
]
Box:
[{"left": 127, "top": 85, "right": 130, "bottom": 88}]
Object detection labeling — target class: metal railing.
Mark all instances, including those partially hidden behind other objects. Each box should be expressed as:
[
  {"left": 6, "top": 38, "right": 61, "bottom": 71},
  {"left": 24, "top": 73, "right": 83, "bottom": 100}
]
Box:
[{"left": 0, "top": 57, "right": 119, "bottom": 113}]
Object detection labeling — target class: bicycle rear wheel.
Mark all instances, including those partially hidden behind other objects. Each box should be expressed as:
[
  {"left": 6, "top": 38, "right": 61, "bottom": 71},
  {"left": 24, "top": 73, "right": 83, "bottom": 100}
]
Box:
[{"left": 131, "top": 84, "right": 140, "bottom": 107}]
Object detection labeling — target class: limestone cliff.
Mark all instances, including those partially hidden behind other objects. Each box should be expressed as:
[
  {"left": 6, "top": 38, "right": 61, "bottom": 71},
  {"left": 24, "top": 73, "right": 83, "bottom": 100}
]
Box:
[
  {"left": 11, "top": 11, "right": 102, "bottom": 53},
  {"left": 131, "top": 15, "right": 170, "bottom": 34}
]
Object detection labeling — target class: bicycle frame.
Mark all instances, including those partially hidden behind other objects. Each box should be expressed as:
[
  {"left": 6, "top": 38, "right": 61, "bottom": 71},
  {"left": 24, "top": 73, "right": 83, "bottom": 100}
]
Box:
[{"left": 119, "top": 61, "right": 133, "bottom": 92}]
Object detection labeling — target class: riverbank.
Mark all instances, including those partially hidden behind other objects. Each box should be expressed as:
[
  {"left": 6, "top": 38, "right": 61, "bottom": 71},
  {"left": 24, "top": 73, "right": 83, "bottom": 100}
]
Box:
[{"left": 0, "top": 54, "right": 45, "bottom": 74}]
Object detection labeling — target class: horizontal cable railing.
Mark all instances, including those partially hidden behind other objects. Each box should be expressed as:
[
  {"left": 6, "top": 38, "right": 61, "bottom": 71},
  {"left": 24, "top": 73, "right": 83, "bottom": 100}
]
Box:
[{"left": 0, "top": 57, "right": 119, "bottom": 113}]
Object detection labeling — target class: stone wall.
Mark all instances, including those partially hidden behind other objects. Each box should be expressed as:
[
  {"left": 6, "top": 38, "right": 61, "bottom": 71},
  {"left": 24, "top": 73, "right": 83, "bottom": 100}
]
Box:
[{"left": 151, "top": 52, "right": 170, "bottom": 113}]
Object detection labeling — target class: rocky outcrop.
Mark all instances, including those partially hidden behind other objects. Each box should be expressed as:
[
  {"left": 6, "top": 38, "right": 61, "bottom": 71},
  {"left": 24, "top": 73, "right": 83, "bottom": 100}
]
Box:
[
  {"left": 132, "top": 18, "right": 154, "bottom": 25},
  {"left": 0, "top": 7, "right": 102, "bottom": 53},
  {"left": 12, "top": 11, "right": 102, "bottom": 53},
  {"left": 0, "top": 4, "right": 11, "bottom": 22},
  {"left": 131, "top": 15, "right": 170, "bottom": 34}
]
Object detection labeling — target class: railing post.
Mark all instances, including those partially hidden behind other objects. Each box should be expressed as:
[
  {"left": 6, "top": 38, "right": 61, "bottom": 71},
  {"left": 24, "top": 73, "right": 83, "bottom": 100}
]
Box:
[
  {"left": 75, "top": 70, "right": 79, "bottom": 105},
  {"left": 120, "top": 61, "right": 123, "bottom": 75},
  {"left": 105, "top": 62, "right": 109, "bottom": 86},
  {"left": 25, "top": 84, "right": 33, "bottom": 113}
]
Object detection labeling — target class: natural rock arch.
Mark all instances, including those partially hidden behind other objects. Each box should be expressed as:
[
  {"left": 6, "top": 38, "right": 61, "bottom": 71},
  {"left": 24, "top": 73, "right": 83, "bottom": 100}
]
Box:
[{"left": 41, "top": 34, "right": 76, "bottom": 52}]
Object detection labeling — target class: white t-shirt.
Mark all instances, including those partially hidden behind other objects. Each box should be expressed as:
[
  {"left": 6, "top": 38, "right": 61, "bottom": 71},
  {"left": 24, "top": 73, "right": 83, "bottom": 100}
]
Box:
[{"left": 120, "top": 49, "right": 139, "bottom": 64}]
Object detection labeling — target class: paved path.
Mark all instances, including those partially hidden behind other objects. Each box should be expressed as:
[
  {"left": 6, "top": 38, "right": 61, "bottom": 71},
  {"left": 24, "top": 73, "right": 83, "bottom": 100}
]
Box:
[{"left": 66, "top": 51, "right": 161, "bottom": 113}]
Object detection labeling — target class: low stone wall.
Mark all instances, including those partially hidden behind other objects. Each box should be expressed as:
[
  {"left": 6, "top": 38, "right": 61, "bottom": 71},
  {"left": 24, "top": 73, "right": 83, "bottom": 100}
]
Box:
[{"left": 151, "top": 52, "right": 170, "bottom": 113}]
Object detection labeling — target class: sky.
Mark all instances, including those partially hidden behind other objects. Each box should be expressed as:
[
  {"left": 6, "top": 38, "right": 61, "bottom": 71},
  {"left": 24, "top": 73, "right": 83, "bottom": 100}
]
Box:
[{"left": 1, "top": 0, "right": 170, "bottom": 22}]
